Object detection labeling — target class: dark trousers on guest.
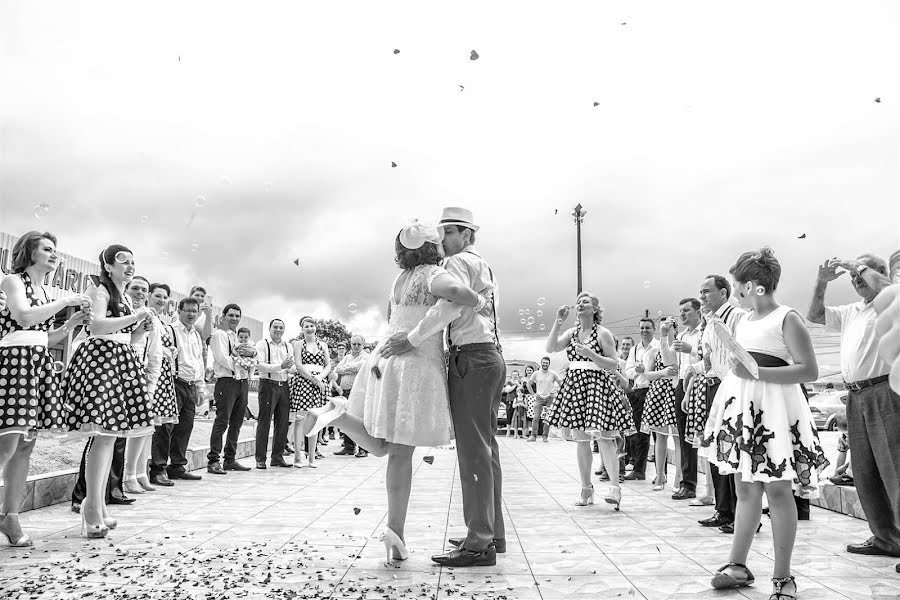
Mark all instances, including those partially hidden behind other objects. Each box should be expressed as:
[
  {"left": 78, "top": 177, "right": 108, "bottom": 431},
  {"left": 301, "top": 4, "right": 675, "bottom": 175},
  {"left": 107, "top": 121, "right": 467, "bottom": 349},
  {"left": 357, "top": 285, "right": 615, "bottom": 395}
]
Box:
[
  {"left": 71, "top": 437, "right": 127, "bottom": 505},
  {"left": 707, "top": 379, "right": 736, "bottom": 518},
  {"left": 150, "top": 379, "right": 197, "bottom": 477},
  {"left": 339, "top": 388, "right": 360, "bottom": 452},
  {"left": 208, "top": 377, "right": 249, "bottom": 465},
  {"left": 847, "top": 381, "right": 900, "bottom": 554},
  {"left": 627, "top": 388, "right": 651, "bottom": 477},
  {"left": 255, "top": 379, "right": 291, "bottom": 462},
  {"left": 674, "top": 380, "right": 697, "bottom": 492}
]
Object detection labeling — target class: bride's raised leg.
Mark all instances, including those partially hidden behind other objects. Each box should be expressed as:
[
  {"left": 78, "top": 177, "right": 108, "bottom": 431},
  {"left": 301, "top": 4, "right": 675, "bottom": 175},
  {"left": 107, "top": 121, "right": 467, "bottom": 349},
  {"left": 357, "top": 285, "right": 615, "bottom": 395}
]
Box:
[{"left": 331, "top": 412, "right": 389, "bottom": 457}]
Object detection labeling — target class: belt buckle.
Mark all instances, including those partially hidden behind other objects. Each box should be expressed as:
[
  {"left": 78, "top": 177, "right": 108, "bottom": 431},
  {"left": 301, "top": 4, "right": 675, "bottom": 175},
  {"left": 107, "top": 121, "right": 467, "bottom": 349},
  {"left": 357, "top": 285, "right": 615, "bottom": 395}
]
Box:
[{"left": 450, "top": 345, "right": 462, "bottom": 353}]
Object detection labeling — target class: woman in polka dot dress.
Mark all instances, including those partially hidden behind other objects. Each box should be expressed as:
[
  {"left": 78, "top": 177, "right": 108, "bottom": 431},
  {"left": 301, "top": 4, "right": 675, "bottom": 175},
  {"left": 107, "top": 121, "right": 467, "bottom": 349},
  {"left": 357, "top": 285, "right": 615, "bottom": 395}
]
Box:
[
  {"left": 147, "top": 283, "right": 178, "bottom": 428},
  {"left": 289, "top": 316, "right": 332, "bottom": 468},
  {"left": 0, "top": 231, "right": 93, "bottom": 547},
  {"left": 545, "top": 291, "right": 634, "bottom": 511},
  {"left": 63, "top": 245, "right": 155, "bottom": 539},
  {"left": 641, "top": 319, "right": 679, "bottom": 491}
]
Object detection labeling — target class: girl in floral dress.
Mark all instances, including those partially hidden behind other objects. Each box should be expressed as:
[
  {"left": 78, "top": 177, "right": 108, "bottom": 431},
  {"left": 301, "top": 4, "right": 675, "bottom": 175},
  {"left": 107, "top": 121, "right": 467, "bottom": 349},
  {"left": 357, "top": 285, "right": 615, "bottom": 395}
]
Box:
[
  {"left": 545, "top": 291, "right": 634, "bottom": 510},
  {"left": 703, "top": 248, "right": 827, "bottom": 600}
]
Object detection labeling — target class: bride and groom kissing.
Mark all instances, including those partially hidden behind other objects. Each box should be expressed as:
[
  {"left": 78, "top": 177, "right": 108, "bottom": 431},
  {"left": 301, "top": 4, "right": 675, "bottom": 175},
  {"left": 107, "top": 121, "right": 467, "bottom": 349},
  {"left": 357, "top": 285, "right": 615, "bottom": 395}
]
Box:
[{"left": 300, "top": 207, "right": 507, "bottom": 567}]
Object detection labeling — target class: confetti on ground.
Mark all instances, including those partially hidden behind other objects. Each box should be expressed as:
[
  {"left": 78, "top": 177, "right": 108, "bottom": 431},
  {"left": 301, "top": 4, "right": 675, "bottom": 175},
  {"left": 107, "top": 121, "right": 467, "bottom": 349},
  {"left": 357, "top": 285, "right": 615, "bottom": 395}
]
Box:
[
  {"left": 422, "top": 455, "right": 434, "bottom": 465},
  {"left": 470, "top": 50, "right": 479, "bottom": 61},
  {"left": 353, "top": 507, "right": 361, "bottom": 515}
]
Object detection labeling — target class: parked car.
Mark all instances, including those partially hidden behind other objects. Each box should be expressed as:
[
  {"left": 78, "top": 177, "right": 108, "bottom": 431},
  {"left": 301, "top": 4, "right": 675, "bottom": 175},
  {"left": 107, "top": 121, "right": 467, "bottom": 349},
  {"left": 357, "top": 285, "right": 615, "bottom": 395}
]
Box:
[{"left": 808, "top": 390, "right": 847, "bottom": 431}]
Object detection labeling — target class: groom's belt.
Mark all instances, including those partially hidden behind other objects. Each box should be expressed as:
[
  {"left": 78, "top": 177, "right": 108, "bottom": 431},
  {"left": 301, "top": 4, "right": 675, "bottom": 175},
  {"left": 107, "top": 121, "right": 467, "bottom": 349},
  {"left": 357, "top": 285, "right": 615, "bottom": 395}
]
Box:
[{"left": 449, "top": 342, "right": 498, "bottom": 353}]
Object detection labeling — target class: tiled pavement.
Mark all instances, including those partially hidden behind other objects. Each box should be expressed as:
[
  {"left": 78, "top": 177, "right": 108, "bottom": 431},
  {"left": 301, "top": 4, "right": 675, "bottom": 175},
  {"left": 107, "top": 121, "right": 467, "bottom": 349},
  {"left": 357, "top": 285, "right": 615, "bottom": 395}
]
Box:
[{"left": 2, "top": 436, "right": 898, "bottom": 599}]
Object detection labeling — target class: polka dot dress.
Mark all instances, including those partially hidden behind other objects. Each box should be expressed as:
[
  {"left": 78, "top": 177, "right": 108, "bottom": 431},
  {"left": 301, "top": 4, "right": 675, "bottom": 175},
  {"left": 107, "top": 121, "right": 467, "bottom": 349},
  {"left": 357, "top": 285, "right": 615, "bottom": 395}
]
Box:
[
  {"left": 685, "top": 373, "right": 708, "bottom": 448},
  {"left": 151, "top": 320, "right": 178, "bottom": 425},
  {"left": 546, "top": 323, "right": 634, "bottom": 437},
  {"left": 0, "top": 273, "right": 66, "bottom": 437},
  {"left": 641, "top": 351, "right": 678, "bottom": 435},
  {"left": 64, "top": 296, "right": 153, "bottom": 438},
  {"left": 289, "top": 341, "right": 327, "bottom": 415}
]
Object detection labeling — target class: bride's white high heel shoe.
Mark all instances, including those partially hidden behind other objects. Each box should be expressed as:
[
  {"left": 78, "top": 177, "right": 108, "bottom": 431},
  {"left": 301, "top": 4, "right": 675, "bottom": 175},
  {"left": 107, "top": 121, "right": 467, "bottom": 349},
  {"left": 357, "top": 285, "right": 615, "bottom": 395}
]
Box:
[
  {"left": 381, "top": 527, "right": 409, "bottom": 562},
  {"left": 303, "top": 397, "right": 349, "bottom": 440}
]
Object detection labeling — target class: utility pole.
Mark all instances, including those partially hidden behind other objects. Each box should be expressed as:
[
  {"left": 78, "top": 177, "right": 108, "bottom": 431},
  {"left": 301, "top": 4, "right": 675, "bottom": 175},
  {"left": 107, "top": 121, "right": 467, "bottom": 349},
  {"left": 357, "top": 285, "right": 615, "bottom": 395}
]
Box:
[{"left": 572, "top": 203, "right": 587, "bottom": 294}]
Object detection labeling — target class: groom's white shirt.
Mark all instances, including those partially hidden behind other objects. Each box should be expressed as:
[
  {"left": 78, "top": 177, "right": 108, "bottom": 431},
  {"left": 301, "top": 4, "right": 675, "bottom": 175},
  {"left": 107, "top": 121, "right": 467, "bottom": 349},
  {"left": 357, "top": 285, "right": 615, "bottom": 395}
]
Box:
[{"left": 407, "top": 245, "right": 499, "bottom": 348}]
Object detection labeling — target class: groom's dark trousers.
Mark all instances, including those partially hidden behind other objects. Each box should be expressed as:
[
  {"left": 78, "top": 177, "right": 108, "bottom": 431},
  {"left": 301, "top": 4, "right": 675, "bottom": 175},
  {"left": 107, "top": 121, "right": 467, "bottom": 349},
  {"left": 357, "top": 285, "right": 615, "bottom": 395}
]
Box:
[{"left": 448, "top": 343, "right": 507, "bottom": 552}]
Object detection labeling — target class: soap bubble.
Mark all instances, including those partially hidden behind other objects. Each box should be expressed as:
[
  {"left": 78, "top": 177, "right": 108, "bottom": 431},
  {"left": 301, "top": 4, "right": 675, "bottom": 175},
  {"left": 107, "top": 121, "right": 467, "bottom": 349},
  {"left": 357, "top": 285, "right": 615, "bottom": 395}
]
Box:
[
  {"left": 518, "top": 309, "right": 525, "bottom": 316},
  {"left": 264, "top": 182, "right": 273, "bottom": 192},
  {"left": 194, "top": 195, "right": 207, "bottom": 208},
  {"left": 348, "top": 303, "right": 359, "bottom": 314},
  {"left": 520, "top": 318, "right": 527, "bottom": 325},
  {"left": 536, "top": 310, "right": 543, "bottom": 317},
  {"left": 51, "top": 361, "right": 66, "bottom": 374},
  {"left": 161, "top": 251, "right": 169, "bottom": 260},
  {"left": 33, "top": 203, "right": 51, "bottom": 220},
  {"left": 191, "top": 243, "right": 200, "bottom": 253},
  {"left": 140, "top": 215, "right": 150, "bottom": 224},
  {"left": 527, "top": 316, "right": 535, "bottom": 325},
  {"left": 221, "top": 176, "right": 231, "bottom": 185},
  {"left": 539, "top": 324, "right": 546, "bottom": 331},
  {"left": 526, "top": 324, "right": 532, "bottom": 330},
  {"left": 537, "top": 297, "right": 546, "bottom": 306},
  {"left": 524, "top": 309, "right": 531, "bottom": 315},
  {"left": 642, "top": 280, "right": 652, "bottom": 289}
]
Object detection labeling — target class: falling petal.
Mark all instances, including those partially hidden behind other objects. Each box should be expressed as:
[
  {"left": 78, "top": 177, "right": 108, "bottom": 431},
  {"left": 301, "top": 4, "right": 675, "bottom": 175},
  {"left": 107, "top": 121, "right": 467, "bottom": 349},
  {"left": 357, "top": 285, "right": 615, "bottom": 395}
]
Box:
[
  {"left": 593, "top": 101, "right": 599, "bottom": 106},
  {"left": 293, "top": 258, "right": 301, "bottom": 266},
  {"left": 797, "top": 233, "right": 807, "bottom": 239},
  {"left": 875, "top": 97, "right": 881, "bottom": 103},
  {"left": 470, "top": 50, "right": 479, "bottom": 60},
  {"left": 393, "top": 49, "right": 400, "bottom": 54},
  {"left": 422, "top": 455, "right": 434, "bottom": 464},
  {"left": 459, "top": 85, "right": 464, "bottom": 91},
  {"left": 391, "top": 162, "right": 397, "bottom": 168}
]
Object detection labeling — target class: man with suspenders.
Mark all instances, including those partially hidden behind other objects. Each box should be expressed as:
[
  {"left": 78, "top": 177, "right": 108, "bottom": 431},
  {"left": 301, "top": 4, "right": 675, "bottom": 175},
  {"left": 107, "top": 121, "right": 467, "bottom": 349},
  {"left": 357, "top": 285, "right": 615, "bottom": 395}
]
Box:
[{"left": 254, "top": 319, "right": 295, "bottom": 469}]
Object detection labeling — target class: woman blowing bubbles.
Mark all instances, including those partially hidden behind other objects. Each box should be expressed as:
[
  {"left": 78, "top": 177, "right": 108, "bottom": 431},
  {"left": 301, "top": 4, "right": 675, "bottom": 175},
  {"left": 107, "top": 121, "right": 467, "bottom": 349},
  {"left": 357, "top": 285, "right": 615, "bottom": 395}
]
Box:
[{"left": 544, "top": 292, "right": 634, "bottom": 511}]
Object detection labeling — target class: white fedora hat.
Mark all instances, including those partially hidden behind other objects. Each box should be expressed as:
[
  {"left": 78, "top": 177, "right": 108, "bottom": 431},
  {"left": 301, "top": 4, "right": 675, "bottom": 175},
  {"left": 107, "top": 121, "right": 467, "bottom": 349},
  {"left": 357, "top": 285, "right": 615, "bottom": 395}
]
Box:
[{"left": 439, "top": 207, "right": 480, "bottom": 232}]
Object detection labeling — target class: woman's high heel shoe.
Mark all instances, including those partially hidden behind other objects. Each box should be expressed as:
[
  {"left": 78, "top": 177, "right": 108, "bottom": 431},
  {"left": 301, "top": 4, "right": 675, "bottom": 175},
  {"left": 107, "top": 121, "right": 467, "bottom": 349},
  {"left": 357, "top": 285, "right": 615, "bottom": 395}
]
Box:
[
  {"left": 123, "top": 478, "right": 145, "bottom": 494},
  {"left": 302, "top": 397, "right": 349, "bottom": 440},
  {"left": 652, "top": 475, "right": 667, "bottom": 491},
  {"left": 575, "top": 485, "right": 595, "bottom": 506},
  {"left": 136, "top": 475, "right": 156, "bottom": 492},
  {"left": 0, "top": 515, "right": 33, "bottom": 547},
  {"left": 605, "top": 485, "right": 622, "bottom": 511},
  {"left": 380, "top": 527, "right": 409, "bottom": 562},
  {"left": 80, "top": 506, "right": 109, "bottom": 539}
]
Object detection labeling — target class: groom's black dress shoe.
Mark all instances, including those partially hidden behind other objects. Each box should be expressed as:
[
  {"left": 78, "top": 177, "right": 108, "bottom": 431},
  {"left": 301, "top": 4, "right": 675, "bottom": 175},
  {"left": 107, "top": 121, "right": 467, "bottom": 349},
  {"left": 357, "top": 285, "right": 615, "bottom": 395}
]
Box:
[
  {"left": 449, "top": 537, "right": 506, "bottom": 554},
  {"left": 432, "top": 547, "right": 497, "bottom": 567}
]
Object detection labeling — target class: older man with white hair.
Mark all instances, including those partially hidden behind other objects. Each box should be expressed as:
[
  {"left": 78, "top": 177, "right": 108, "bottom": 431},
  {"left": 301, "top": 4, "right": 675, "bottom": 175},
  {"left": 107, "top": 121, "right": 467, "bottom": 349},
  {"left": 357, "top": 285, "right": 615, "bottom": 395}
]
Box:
[{"left": 808, "top": 253, "right": 900, "bottom": 564}]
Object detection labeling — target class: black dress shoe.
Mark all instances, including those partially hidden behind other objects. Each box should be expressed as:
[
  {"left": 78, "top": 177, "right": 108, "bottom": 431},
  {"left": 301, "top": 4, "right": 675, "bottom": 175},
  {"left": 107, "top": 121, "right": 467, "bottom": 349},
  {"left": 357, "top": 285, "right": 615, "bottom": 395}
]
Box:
[
  {"left": 623, "top": 472, "right": 645, "bottom": 481},
  {"left": 256, "top": 461, "right": 267, "bottom": 469},
  {"left": 207, "top": 463, "right": 227, "bottom": 475},
  {"left": 109, "top": 495, "right": 136, "bottom": 505},
  {"left": 719, "top": 523, "right": 762, "bottom": 534},
  {"left": 223, "top": 460, "right": 250, "bottom": 472},
  {"left": 846, "top": 540, "right": 900, "bottom": 557},
  {"left": 432, "top": 547, "right": 497, "bottom": 567},
  {"left": 270, "top": 459, "right": 292, "bottom": 468},
  {"left": 284, "top": 445, "right": 294, "bottom": 455},
  {"left": 449, "top": 538, "right": 506, "bottom": 554},
  {"left": 169, "top": 470, "right": 202, "bottom": 481},
  {"left": 150, "top": 473, "right": 175, "bottom": 487},
  {"left": 672, "top": 488, "right": 696, "bottom": 500},
  {"left": 333, "top": 448, "right": 356, "bottom": 456},
  {"left": 355, "top": 449, "right": 368, "bottom": 458},
  {"left": 699, "top": 512, "right": 733, "bottom": 527}
]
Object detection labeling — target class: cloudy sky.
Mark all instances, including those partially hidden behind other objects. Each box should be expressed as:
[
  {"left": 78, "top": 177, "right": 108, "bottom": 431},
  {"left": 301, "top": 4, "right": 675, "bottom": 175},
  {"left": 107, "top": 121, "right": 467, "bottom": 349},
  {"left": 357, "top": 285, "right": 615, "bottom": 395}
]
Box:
[{"left": 2, "top": 1, "right": 898, "bottom": 369}]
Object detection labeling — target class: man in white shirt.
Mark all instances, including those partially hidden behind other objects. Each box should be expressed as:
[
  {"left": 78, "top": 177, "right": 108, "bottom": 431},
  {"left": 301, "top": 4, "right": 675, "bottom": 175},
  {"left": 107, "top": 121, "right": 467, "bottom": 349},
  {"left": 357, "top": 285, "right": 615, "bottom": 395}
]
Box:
[
  {"left": 666, "top": 298, "right": 702, "bottom": 501},
  {"left": 695, "top": 275, "right": 745, "bottom": 531},
  {"left": 808, "top": 254, "right": 900, "bottom": 560},
  {"left": 623, "top": 318, "right": 660, "bottom": 480},
  {"left": 207, "top": 303, "right": 256, "bottom": 474},
  {"left": 255, "top": 319, "right": 295, "bottom": 469},
  {"left": 150, "top": 297, "right": 206, "bottom": 484},
  {"left": 380, "top": 207, "right": 505, "bottom": 568},
  {"left": 332, "top": 335, "right": 370, "bottom": 457},
  {"left": 527, "top": 357, "right": 561, "bottom": 442}
]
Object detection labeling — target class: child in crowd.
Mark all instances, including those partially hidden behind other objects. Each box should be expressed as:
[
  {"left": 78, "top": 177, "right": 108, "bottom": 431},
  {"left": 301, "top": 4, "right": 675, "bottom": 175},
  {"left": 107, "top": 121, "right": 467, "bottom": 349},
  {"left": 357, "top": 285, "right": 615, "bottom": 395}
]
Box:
[
  {"left": 828, "top": 412, "right": 853, "bottom": 486},
  {"left": 233, "top": 327, "right": 259, "bottom": 420},
  {"left": 510, "top": 387, "right": 527, "bottom": 439}
]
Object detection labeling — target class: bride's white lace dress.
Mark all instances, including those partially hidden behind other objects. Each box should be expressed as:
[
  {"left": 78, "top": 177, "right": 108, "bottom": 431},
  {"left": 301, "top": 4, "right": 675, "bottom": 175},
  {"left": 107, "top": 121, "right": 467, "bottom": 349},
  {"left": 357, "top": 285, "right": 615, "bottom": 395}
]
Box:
[{"left": 348, "top": 264, "right": 454, "bottom": 447}]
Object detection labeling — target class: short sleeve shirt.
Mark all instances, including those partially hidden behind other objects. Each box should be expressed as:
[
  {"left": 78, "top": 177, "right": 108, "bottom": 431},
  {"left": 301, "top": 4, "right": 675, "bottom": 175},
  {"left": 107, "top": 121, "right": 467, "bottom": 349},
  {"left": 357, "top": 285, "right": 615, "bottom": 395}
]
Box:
[{"left": 825, "top": 301, "right": 890, "bottom": 383}]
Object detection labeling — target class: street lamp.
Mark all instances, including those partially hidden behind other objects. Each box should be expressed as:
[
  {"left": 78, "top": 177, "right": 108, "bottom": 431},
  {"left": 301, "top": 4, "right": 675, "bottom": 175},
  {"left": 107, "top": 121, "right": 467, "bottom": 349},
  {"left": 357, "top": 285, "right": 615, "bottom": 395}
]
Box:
[{"left": 572, "top": 203, "right": 587, "bottom": 294}]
